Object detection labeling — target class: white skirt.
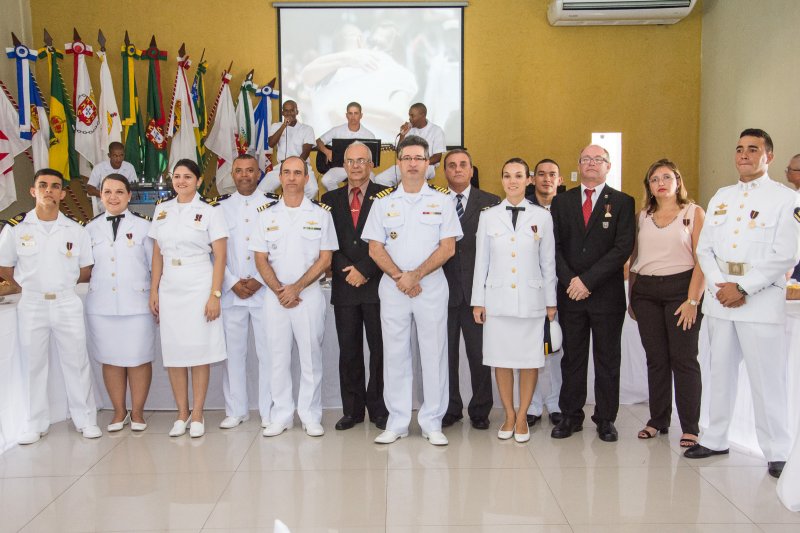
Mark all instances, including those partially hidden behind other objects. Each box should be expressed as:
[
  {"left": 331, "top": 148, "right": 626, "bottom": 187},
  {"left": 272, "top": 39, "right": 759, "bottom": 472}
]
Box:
[
  {"left": 159, "top": 257, "right": 226, "bottom": 367},
  {"left": 483, "top": 315, "right": 545, "bottom": 369},
  {"left": 86, "top": 314, "right": 156, "bottom": 366}
]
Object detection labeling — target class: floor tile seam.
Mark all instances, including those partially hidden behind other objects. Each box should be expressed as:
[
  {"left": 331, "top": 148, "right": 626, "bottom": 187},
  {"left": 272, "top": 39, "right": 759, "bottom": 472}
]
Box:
[
  {"left": 693, "top": 465, "right": 779, "bottom": 524},
  {"left": 228, "top": 429, "right": 261, "bottom": 472},
  {"left": 199, "top": 470, "right": 239, "bottom": 532},
  {"left": 15, "top": 473, "right": 84, "bottom": 533}
]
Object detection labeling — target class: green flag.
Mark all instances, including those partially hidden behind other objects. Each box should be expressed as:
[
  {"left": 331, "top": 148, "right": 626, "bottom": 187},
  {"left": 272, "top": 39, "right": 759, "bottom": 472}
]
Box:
[
  {"left": 121, "top": 42, "right": 144, "bottom": 177},
  {"left": 39, "top": 46, "right": 78, "bottom": 181},
  {"left": 142, "top": 37, "right": 167, "bottom": 181}
]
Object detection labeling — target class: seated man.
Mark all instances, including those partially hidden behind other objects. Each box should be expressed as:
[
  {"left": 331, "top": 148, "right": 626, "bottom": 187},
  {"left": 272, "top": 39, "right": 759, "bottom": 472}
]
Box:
[{"left": 317, "top": 102, "right": 376, "bottom": 193}]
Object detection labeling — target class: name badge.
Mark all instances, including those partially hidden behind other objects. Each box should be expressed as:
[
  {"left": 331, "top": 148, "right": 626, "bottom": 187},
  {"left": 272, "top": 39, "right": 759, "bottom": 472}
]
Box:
[{"left": 156, "top": 211, "right": 167, "bottom": 220}]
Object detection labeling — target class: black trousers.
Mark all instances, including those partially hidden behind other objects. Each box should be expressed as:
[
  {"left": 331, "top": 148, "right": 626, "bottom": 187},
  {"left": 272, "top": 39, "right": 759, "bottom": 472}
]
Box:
[
  {"left": 630, "top": 270, "right": 702, "bottom": 435},
  {"left": 446, "top": 301, "right": 493, "bottom": 420},
  {"left": 333, "top": 302, "right": 388, "bottom": 421},
  {"left": 558, "top": 307, "right": 625, "bottom": 424}
]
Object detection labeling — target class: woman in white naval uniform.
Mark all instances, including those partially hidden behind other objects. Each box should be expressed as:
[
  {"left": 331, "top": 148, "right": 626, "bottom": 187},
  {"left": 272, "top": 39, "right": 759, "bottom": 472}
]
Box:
[
  {"left": 472, "top": 158, "right": 557, "bottom": 443},
  {"left": 85, "top": 174, "right": 155, "bottom": 432},
  {"left": 148, "top": 159, "right": 229, "bottom": 438}
]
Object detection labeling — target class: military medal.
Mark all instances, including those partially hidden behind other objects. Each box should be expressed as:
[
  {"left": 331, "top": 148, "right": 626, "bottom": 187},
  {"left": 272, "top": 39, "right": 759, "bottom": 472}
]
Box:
[
  {"left": 604, "top": 204, "right": 612, "bottom": 218},
  {"left": 748, "top": 210, "right": 759, "bottom": 229},
  {"left": 65, "top": 242, "right": 73, "bottom": 257},
  {"left": 532, "top": 225, "right": 540, "bottom": 241},
  {"left": 126, "top": 233, "right": 134, "bottom": 247},
  {"left": 602, "top": 221, "right": 609, "bottom": 229},
  {"left": 390, "top": 231, "right": 398, "bottom": 240},
  {"left": 194, "top": 213, "right": 203, "bottom": 225},
  {"left": 156, "top": 210, "right": 167, "bottom": 220},
  {"left": 683, "top": 218, "right": 691, "bottom": 234}
]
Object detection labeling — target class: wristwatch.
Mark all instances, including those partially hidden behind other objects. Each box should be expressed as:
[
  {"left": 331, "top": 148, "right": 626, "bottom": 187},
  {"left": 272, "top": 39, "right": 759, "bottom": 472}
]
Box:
[
  {"left": 211, "top": 290, "right": 222, "bottom": 298},
  {"left": 688, "top": 299, "right": 698, "bottom": 306},
  {"left": 736, "top": 284, "right": 748, "bottom": 296}
]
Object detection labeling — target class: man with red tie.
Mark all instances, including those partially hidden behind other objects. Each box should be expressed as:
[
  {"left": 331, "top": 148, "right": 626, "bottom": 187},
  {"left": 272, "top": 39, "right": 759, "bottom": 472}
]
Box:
[
  {"left": 321, "top": 141, "right": 389, "bottom": 430},
  {"left": 549, "top": 144, "right": 635, "bottom": 442}
]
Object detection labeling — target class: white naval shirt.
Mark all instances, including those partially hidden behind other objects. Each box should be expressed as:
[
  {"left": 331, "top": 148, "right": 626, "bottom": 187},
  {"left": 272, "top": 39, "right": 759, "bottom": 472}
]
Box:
[
  {"left": 0, "top": 210, "right": 93, "bottom": 293},
  {"left": 85, "top": 209, "right": 153, "bottom": 316},
  {"left": 87, "top": 160, "right": 138, "bottom": 188},
  {"left": 407, "top": 121, "right": 446, "bottom": 163},
  {"left": 147, "top": 193, "right": 229, "bottom": 259},
  {"left": 268, "top": 121, "right": 315, "bottom": 162},
  {"left": 319, "top": 123, "right": 376, "bottom": 144}
]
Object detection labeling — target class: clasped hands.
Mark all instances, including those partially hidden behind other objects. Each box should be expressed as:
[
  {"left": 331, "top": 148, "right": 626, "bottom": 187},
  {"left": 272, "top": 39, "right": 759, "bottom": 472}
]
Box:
[
  {"left": 715, "top": 282, "right": 746, "bottom": 308},
  {"left": 231, "top": 277, "right": 263, "bottom": 300},
  {"left": 343, "top": 265, "right": 368, "bottom": 287},
  {"left": 393, "top": 270, "right": 422, "bottom": 298},
  {"left": 273, "top": 282, "right": 302, "bottom": 309},
  {"left": 567, "top": 276, "right": 591, "bottom": 301}
]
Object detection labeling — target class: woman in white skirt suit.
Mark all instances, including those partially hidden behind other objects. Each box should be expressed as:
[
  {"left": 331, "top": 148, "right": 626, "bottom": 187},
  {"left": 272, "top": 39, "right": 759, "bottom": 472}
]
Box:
[
  {"left": 472, "top": 158, "right": 557, "bottom": 443},
  {"left": 86, "top": 174, "right": 155, "bottom": 432},
  {"left": 148, "top": 159, "right": 229, "bottom": 438}
]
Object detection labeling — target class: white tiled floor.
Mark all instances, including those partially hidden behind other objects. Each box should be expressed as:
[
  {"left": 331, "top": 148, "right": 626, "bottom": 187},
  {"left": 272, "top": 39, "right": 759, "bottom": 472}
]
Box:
[{"left": 0, "top": 405, "right": 796, "bottom": 532}]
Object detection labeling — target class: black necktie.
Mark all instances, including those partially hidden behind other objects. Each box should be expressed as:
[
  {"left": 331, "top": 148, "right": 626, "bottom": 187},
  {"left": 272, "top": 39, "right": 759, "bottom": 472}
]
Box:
[
  {"left": 106, "top": 214, "right": 125, "bottom": 240},
  {"left": 506, "top": 206, "right": 525, "bottom": 229}
]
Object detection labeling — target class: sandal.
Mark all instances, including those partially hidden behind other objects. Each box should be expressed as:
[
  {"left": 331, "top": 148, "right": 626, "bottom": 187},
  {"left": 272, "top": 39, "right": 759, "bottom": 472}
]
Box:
[
  {"left": 679, "top": 434, "right": 698, "bottom": 448},
  {"left": 637, "top": 426, "right": 667, "bottom": 439}
]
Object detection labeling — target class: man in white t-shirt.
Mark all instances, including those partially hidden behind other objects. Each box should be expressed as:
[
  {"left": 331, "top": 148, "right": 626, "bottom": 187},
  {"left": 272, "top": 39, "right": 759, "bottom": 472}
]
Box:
[
  {"left": 374, "top": 103, "right": 446, "bottom": 187},
  {"left": 257, "top": 100, "right": 318, "bottom": 198},
  {"left": 317, "top": 102, "right": 376, "bottom": 193},
  {"left": 86, "top": 142, "right": 138, "bottom": 215}
]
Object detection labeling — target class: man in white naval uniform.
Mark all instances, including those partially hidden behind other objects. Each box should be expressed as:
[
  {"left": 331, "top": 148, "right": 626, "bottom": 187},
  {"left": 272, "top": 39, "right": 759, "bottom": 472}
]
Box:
[
  {"left": 257, "top": 100, "right": 318, "bottom": 199},
  {"left": 362, "top": 135, "right": 463, "bottom": 446},
  {"left": 251, "top": 156, "right": 338, "bottom": 438},
  {"left": 685, "top": 129, "right": 800, "bottom": 479},
  {"left": 218, "top": 155, "right": 273, "bottom": 429},
  {"left": 374, "top": 103, "right": 446, "bottom": 187},
  {"left": 0, "top": 168, "right": 102, "bottom": 444},
  {"left": 317, "top": 102, "right": 376, "bottom": 193}
]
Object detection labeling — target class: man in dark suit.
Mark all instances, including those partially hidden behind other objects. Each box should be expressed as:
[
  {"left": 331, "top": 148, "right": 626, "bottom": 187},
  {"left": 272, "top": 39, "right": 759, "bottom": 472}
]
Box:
[
  {"left": 441, "top": 149, "right": 500, "bottom": 430},
  {"left": 321, "top": 141, "right": 389, "bottom": 430},
  {"left": 549, "top": 144, "right": 635, "bottom": 442}
]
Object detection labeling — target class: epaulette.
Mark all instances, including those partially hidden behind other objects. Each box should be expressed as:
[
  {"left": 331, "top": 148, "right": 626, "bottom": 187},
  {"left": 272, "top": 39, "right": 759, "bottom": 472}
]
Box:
[
  {"left": 481, "top": 200, "right": 502, "bottom": 211},
  {"left": 214, "top": 193, "right": 232, "bottom": 202},
  {"left": 371, "top": 187, "right": 396, "bottom": 200},
  {"left": 64, "top": 212, "right": 86, "bottom": 226},
  {"left": 88, "top": 212, "right": 105, "bottom": 222},
  {"left": 131, "top": 211, "right": 152, "bottom": 221},
  {"left": 429, "top": 184, "right": 450, "bottom": 195},
  {"left": 200, "top": 195, "right": 223, "bottom": 207},
  {"left": 257, "top": 201, "right": 278, "bottom": 212},
  {"left": 155, "top": 193, "right": 176, "bottom": 205},
  {"left": 311, "top": 199, "right": 332, "bottom": 211},
  {"left": 5, "top": 212, "right": 27, "bottom": 226},
  {"left": 263, "top": 192, "right": 280, "bottom": 200}
]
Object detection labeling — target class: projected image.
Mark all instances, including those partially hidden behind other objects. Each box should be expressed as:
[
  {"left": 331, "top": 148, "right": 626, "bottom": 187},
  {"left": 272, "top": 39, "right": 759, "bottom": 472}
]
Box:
[{"left": 279, "top": 6, "right": 463, "bottom": 146}]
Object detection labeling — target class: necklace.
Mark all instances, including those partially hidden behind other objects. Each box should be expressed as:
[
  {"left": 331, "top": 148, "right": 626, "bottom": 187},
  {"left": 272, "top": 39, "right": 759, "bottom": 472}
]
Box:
[{"left": 651, "top": 206, "right": 681, "bottom": 229}]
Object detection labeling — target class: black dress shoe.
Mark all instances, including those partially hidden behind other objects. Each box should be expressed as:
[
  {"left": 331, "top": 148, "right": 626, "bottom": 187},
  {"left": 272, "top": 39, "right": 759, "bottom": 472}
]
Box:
[
  {"left": 768, "top": 461, "right": 786, "bottom": 478},
  {"left": 596, "top": 420, "right": 618, "bottom": 442},
  {"left": 441, "top": 413, "right": 463, "bottom": 428},
  {"left": 372, "top": 416, "right": 388, "bottom": 430},
  {"left": 683, "top": 444, "right": 730, "bottom": 459},
  {"left": 526, "top": 414, "right": 541, "bottom": 427},
  {"left": 551, "top": 417, "right": 582, "bottom": 439},
  {"left": 470, "top": 417, "right": 490, "bottom": 430},
  {"left": 549, "top": 412, "right": 563, "bottom": 426},
  {"left": 334, "top": 416, "right": 363, "bottom": 431}
]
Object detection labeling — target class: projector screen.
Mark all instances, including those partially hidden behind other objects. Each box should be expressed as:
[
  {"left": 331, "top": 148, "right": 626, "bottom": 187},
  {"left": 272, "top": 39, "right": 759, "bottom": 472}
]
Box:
[{"left": 277, "top": 3, "right": 464, "bottom": 147}]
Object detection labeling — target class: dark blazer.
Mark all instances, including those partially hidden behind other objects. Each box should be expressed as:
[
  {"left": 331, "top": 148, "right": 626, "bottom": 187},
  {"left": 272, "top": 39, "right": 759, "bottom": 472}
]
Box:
[
  {"left": 550, "top": 184, "right": 635, "bottom": 313},
  {"left": 443, "top": 188, "right": 501, "bottom": 307},
  {"left": 322, "top": 181, "right": 388, "bottom": 306}
]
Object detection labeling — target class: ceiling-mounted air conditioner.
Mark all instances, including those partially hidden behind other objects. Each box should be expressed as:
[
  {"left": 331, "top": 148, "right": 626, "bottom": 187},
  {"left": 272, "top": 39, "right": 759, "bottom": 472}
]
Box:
[{"left": 547, "top": 0, "right": 697, "bottom": 26}]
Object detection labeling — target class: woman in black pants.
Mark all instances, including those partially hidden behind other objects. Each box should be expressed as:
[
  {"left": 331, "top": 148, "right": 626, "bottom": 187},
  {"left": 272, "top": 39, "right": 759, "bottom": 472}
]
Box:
[{"left": 628, "top": 159, "right": 705, "bottom": 448}]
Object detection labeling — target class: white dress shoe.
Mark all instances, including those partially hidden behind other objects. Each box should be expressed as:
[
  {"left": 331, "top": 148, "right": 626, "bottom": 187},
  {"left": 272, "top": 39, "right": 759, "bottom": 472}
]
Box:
[
  {"left": 374, "top": 430, "right": 407, "bottom": 444},
  {"left": 189, "top": 419, "right": 205, "bottom": 438},
  {"left": 169, "top": 417, "right": 191, "bottom": 437},
  {"left": 263, "top": 422, "right": 292, "bottom": 437},
  {"left": 17, "top": 430, "right": 47, "bottom": 445},
  {"left": 497, "top": 427, "right": 514, "bottom": 440},
  {"left": 303, "top": 422, "right": 325, "bottom": 437},
  {"left": 261, "top": 417, "right": 269, "bottom": 429},
  {"left": 130, "top": 421, "right": 148, "bottom": 432},
  {"left": 107, "top": 412, "right": 131, "bottom": 432},
  {"left": 80, "top": 425, "right": 103, "bottom": 439},
  {"left": 422, "top": 431, "right": 449, "bottom": 446},
  {"left": 514, "top": 428, "right": 531, "bottom": 443},
  {"left": 219, "top": 415, "right": 250, "bottom": 429}
]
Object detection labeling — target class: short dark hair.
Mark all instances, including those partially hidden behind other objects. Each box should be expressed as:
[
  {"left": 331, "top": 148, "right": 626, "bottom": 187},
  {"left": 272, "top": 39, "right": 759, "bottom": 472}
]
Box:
[
  {"left": 108, "top": 141, "right": 125, "bottom": 153},
  {"left": 33, "top": 168, "right": 65, "bottom": 185},
  {"left": 280, "top": 156, "right": 309, "bottom": 176},
  {"left": 740, "top": 128, "right": 774, "bottom": 153},
  {"left": 234, "top": 153, "right": 257, "bottom": 162},
  {"left": 397, "top": 135, "right": 429, "bottom": 159},
  {"left": 443, "top": 148, "right": 472, "bottom": 168},
  {"left": 502, "top": 157, "right": 530, "bottom": 178},
  {"left": 533, "top": 158, "right": 560, "bottom": 175},
  {"left": 172, "top": 158, "right": 202, "bottom": 179},
  {"left": 409, "top": 102, "right": 427, "bottom": 115},
  {"left": 101, "top": 173, "right": 131, "bottom": 193},
  {"left": 346, "top": 102, "right": 362, "bottom": 112}
]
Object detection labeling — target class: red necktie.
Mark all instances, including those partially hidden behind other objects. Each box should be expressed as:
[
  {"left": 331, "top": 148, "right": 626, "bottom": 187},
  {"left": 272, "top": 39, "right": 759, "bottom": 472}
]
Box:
[
  {"left": 582, "top": 188, "right": 595, "bottom": 227},
  {"left": 350, "top": 188, "right": 361, "bottom": 227}
]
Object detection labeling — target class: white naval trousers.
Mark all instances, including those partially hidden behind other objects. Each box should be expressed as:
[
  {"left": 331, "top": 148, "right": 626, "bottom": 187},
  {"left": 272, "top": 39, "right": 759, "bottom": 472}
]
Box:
[
  {"left": 221, "top": 304, "right": 271, "bottom": 420},
  {"left": 529, "top": 350, "right": 563, "bottom": 416},
  {"left": 379, "top": 271, "right": 449, "bottom": 435},
  {"left": 17, "top": 291, "right": 97, "bottom": 433},
  {"left": 265, "top": 287, "right": 326, "bottom": 427},
  {"left": 701, "top": 316, "right": 792, "bottom": 461}
]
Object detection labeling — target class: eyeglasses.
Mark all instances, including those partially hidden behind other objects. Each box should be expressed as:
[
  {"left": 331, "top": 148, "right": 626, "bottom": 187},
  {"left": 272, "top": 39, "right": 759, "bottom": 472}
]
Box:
[
  {"left": 579, "top": 156, "right": 608, "bottom": 165},
  {"left": 399, "top": 156, "right": 428, "bottom": 162},
  {"left": 648, "top": 175, "right": 676, "bottom": 184},
  {"left": 345, "top": 158, "right": 371, "bottom": 166},
  {"left": 786, "top": 167, "right": 800, "bottom": 173}
]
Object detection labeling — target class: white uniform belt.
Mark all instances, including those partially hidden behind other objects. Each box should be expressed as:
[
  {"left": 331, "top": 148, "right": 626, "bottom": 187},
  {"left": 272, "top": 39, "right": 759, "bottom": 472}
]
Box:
[
  {"left": 716, "top": 257, "right": 751, "bottom": 276},
  {"left": 164, "top": 255, "right": 208, "bottom": 267},
  {"left": 22, "top": 288, "right": 76, "bottom": 300}
]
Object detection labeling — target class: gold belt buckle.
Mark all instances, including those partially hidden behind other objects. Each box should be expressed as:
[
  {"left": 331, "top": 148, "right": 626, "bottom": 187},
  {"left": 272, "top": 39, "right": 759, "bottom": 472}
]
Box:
[
  {"left": 44, "top": 293, "right": 56, "bottom": 300},
  {"left": 171, "top": 258, "right": 182, "bottom": 266},
  {"left": 727, "top": 262, "right": 744, "bottom": 276}
]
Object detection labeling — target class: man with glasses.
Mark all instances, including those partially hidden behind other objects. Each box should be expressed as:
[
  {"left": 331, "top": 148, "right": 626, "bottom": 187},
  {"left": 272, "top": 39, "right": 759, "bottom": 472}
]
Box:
[
  {"left": 362, "top": 135, "right": 462, "bottom": 445},
  {"left": 321, "top": 142, "right": 389, "bottom": 431},
  {"left": 317, "top": 102, "right": 377, "bottom": 193},
  {"left": 549, "top": 145, "right": 635, "bottom": 442}
]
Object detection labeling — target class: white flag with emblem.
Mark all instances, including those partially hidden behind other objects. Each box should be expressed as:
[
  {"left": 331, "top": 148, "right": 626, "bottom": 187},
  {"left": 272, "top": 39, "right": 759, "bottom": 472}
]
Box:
[
  {"left": 204, "top": 71, "right": 237, "bottom": 194},
  {"left": 167, "top": 54, "right": 199, "bottom": 172},
  {"left": 97, "top": 50, "right": 122, "bottom": 156},
  {"left": 235, "top": 78, "right": 257, "bottom": 155},
  {"left": 66, "top": 39, "right": 103, "bottom": 166},
  {"left": 0, "top": 85, "right": 31, "bottom": 210}
]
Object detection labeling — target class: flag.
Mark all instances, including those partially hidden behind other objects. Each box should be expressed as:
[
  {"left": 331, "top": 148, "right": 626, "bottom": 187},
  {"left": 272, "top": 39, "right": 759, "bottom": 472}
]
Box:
[
  {"left": 0, "top": 82, "right": 32, "bottom": 210},
  {"left": 167, "top": 53, "right": 199, "bottom": 172},
  {"left": 39, "top": 45, "right": 78, "bottom": 181},
  {"left": 5, "top": 42, "right": 38, "bottom": 139},
  {"left": 66, "top": 37, "right": 102, "bottom": 166},
  {"left": 142, "top": 38, "right": 167, "bottom": 181},
  {"left": 235, "top": 75, "right": 257, "bottom": 155},
  {"left": 121, "top": 41, "right": 144, "bottom": 177},
  {"left": 191, "top": 57, "right": 208, "bottom": 140},
  {"left": 253, "top": 82, "right": 280, "bottom": 176},
  {"left": 97, "top": 50, "right": 122, "bottom": 156},
  {"left": 204, "top": 70, "right": 237, "bottom": 194},
  {"left": 29, "top": 74, "right": 49, "bottom": 171}
]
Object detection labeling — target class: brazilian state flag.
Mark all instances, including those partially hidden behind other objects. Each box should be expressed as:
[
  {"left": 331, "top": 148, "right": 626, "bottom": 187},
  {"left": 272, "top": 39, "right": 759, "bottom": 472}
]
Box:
[{"left": 41, "top": 48, "right": 78, "bottom": 181}]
